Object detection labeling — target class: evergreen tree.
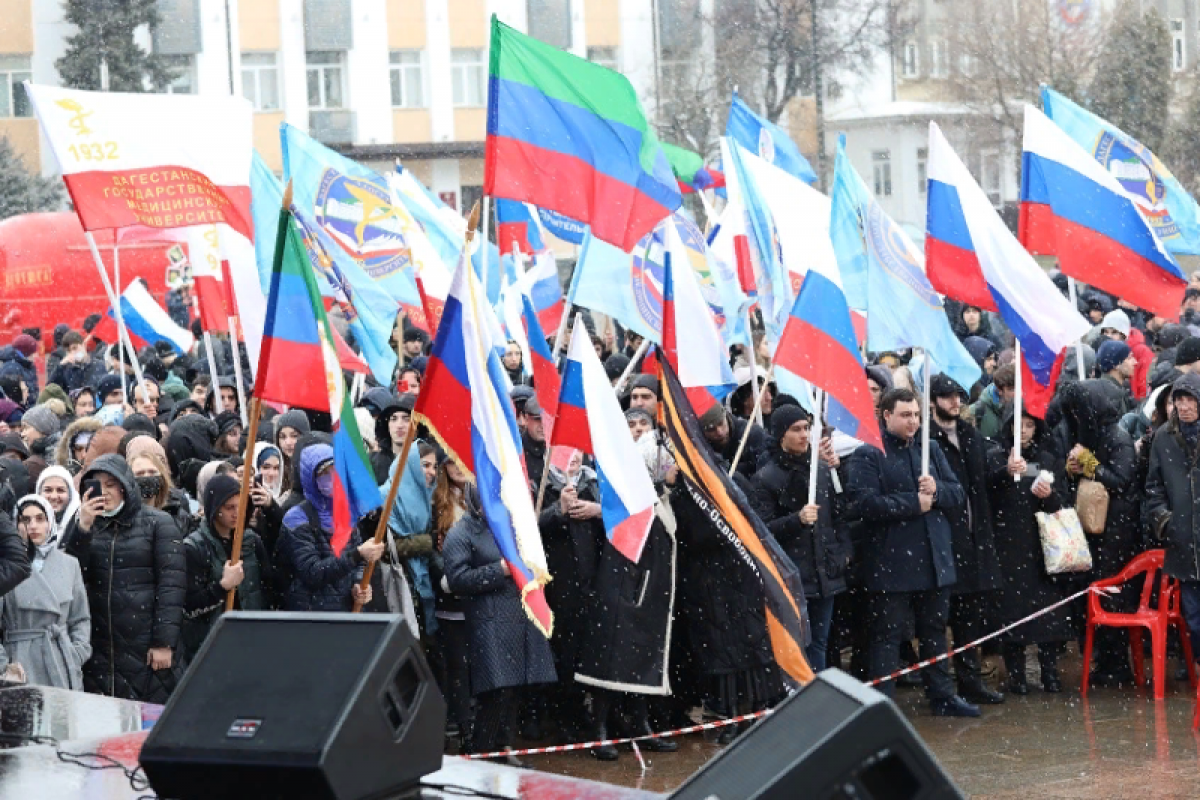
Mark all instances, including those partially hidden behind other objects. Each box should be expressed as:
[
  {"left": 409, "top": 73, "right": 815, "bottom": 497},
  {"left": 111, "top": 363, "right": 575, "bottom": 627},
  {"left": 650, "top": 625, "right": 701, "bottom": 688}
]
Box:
[
  {"left": 0, "top": 136, "right": 64, "bottom": 221},
  {"left": 56, "top": 0, "right": 174, "bottom": 92},
  {"left": 1088, "top": 1, "right": 1173, "bottom": 153}
]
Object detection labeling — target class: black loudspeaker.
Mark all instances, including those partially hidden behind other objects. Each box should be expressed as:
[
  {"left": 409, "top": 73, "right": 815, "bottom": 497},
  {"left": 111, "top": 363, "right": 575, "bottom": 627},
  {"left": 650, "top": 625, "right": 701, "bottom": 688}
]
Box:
[
  {"left": 140, "top": 612, "right": 446, "bottom": 800},
  {"left": 671, "top": 669, "right": 963, "bottom": 800}
]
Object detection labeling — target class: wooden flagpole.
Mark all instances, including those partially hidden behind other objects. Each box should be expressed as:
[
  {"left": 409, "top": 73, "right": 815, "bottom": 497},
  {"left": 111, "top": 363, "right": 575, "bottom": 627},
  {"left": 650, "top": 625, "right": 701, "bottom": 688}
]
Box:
[
  {"left": 353, "top": 200, "right": 483, "bottom": 612},
  {"left": 225, "top": 395, "right": 263, "bottom": 611}
]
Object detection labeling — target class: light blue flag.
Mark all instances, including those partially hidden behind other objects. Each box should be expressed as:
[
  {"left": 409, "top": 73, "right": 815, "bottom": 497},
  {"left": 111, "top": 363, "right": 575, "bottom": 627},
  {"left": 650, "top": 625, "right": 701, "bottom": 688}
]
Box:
[
  {"left": 726, "top": 92, "right": 818, "bottom": 186},
  {"left": 1043, "top": 86, "right": 1200, "bottom": 257},
  {"left": 723, "top": 139, "right": 792, "bottom": 344},
  {"left": 251, "top": 151, "right": 398, "bottom": 383},
  {"left": 829, "top": 136, "right": 980, "bottom": 392},
  {"left": 569, "top": 230, "right": 660, "bottom": 344},
  {"left": 391, "top": 165, "right": 503, "bottom": 306},
  {"left": 280, "top": 124, "right": 422, "bottom": 321}
]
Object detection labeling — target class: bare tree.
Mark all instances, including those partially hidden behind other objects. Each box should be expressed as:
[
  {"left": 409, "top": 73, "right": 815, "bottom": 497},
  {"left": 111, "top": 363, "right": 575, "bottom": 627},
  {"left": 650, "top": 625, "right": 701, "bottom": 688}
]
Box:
[{"left": 941, "top": 0, "right": 1106, "bottom": 135}]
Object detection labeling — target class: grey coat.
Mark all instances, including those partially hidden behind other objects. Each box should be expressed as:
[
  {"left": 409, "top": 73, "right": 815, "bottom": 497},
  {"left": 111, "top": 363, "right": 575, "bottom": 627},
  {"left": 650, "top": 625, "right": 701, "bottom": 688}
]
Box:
[
  {"left": 442, "top": 508, "right": 556, "bottom": 696},
  {"left": 0, "top": 547, "right": 91, "bottom": 690},
  {"left": 1146, "top": 418, "right": 1200, "bottom": 581}
]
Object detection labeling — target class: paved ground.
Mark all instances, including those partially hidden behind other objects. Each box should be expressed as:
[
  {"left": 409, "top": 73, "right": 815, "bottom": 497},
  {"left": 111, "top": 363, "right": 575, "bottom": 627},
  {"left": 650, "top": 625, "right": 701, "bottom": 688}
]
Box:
[{"left": 518, "top": 650, "right": 1200, "bottom": 798}]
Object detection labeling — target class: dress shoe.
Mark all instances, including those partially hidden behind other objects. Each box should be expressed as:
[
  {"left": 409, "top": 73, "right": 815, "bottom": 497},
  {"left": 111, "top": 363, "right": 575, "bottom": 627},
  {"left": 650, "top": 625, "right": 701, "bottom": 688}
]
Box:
[
  {"left": 637, "top": 735, "right": 678, "bottom": 753},
  {"left": 930, "top": 695, "right": 981, "bottom": 718},
  {"left": 519, "top": 716, "right": 546, "bottom": 742},
  {"left": 896, "top": 671, "right": 923, "bottom": 689},
  {"left": 485, "top": 752, "right": 526, "bottom": 768},
  {"left": 1041, "top": 669, "right": 1062, "bottom": 694},
  {"left": 590, "top": 742, "right": 619, "bottom": 761},
  {"left": 1006, "top": 672, "right": 1029, "bottom": 696},
  {"left": 958, "top": 683, "right": 1005, "bottom": 705}
]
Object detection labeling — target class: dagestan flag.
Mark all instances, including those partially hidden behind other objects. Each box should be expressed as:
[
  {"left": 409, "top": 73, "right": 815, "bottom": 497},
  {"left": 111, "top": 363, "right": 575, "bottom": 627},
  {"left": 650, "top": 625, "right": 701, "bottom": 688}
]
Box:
[{"left": 658, "top": 358, "right": 815, "bottom": 686}]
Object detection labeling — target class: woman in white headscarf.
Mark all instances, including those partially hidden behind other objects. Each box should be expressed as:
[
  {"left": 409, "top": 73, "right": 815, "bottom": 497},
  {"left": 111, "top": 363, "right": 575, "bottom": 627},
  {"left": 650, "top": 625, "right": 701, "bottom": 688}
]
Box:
[
  {"left": 0, "top": 495, "right": 91, "bottom": 689},
  {"left": 35, "top": 466, "right": 80, "bottom": 540}
]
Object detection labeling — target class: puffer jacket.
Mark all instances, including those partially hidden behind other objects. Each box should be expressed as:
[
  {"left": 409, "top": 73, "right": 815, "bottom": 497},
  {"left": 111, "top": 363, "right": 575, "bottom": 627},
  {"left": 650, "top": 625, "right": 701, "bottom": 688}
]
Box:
[
  {"left": 0, "top": 346, "right": 37, "bottom": 401},
  {"left": 279, "top": 443, "right": 366, "bottom": 612},
  {"left": 63, "top": 454, "right": 186, "bottom": 702}
]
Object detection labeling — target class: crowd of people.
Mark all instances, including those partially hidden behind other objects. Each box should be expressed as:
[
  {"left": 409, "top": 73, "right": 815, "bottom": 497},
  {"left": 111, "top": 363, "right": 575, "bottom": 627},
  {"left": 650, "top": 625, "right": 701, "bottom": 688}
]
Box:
[{"left": 0, "top": 268, "right": 1198, "bottom": 765}]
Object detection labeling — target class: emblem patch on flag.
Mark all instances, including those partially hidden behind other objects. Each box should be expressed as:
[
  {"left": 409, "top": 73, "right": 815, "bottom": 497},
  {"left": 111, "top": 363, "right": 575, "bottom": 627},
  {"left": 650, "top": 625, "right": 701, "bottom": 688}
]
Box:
[
  {"left": 1092, "top": 132, "right": 1179, "bottom": 241},
  {"left": 314, "top": 169, "right": 413, "bottom": 279}
]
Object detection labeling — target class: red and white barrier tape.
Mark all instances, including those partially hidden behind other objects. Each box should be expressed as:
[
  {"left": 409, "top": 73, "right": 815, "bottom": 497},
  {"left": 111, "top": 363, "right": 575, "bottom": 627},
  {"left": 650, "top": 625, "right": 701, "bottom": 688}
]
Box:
[{"left": 464, "top": 584, "right": 1114, "bottom": 760}]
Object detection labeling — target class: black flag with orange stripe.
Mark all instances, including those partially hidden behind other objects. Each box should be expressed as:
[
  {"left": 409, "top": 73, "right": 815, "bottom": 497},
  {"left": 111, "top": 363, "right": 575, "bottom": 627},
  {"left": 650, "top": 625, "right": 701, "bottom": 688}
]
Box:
[{"left": 658, "top": 359, "right": 815, "bottom": 686}]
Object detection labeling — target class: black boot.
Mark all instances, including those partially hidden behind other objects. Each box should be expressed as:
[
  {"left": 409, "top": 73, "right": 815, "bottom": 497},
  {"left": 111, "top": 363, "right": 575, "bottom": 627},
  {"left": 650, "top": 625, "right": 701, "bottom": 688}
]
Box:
[
  {"left": 956, "top": 647, "right": 1005, "bottom": 704},
  {"left": 1038, "top": 645, "right": 1062, "bottom": 693},
  {"left": 588, "top": 691, "right": 618, "bottom": 761},
  {"left": 627, "top": 697, "right": 678, "bottom": 753},
  {"left": 1003, "top": 644, "right": 1029, "bottom": 695}
]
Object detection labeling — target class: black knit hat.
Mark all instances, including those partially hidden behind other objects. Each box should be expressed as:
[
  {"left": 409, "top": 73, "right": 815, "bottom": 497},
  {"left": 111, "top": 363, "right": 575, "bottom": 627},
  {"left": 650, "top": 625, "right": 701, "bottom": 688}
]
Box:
[
  {"left": 1177, "top": 337, "right": 1200, "bottom": 368},
  {"left": 769, "top": 403, "right": 811, "bottom": 444}
]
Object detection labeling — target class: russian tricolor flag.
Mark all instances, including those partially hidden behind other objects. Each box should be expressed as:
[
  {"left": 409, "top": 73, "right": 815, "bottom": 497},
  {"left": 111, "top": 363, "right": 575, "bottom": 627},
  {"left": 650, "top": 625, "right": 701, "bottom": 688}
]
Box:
[
  {"left": 552, "top": 321, "right": 657, "bottom": 563},
  {"left": 496, "top": 198, "right": 547, "bottom": 256},
  {"left": 926, "top": 121, "right": 1091, "bottom": 417},
  {"left": 773, "top": 232, "right": 881, "bottom": 451},
  {"left": 109, "top": 279, "right": 195, "bottom": 356},
  {"left": 1019, "top": 104, "right": 1186, "bottom": 320},
  {"left": 521, "top": 293, "right": 561, "bottom": 434},
  {"left": 519, "top": 249, "right": 566, "bottom": 335},
  {"left": 661, "top": 219, "right": 736, "bottom": 418},
  {"left": 413, "top": 242, "right": 554, "bottom": 636}
]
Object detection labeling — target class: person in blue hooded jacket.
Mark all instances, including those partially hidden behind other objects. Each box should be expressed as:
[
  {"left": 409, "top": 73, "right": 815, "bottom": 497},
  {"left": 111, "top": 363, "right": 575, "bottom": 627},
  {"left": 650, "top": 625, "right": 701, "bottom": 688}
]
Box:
[
  {"left": 364, "top": 442, "right": 434, "bottom": 631},
  {"left": 278, "top": 443, "right": 383, "bottom": 612}
]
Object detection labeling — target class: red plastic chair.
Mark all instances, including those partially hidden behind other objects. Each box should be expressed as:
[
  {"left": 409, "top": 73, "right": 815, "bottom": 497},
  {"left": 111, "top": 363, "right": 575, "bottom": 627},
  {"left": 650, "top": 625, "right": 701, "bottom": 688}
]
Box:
[{"left": 1081, "top": 549, "right": 1192, "bottom": 701}]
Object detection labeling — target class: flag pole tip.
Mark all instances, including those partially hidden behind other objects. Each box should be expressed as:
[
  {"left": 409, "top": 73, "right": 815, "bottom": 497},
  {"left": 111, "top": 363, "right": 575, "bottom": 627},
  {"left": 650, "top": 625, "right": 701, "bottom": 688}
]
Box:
[
  {"left": 282, "top": 180, "right": 293, "bottom": 210},
  {"left": 467, "top": 200, "right": 482, "bottom": 237}
]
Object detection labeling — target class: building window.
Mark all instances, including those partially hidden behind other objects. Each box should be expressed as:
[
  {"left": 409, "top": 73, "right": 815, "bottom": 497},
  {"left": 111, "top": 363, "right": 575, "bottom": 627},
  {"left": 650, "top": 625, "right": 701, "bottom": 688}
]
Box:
[
  {"left": 902, "top": 41, "right": 919, "bottom": 78},
  {"left": 0, "top": 55, "right": 32, "bottom": 118},
  {"left": 930, "top": 39, "right": 948, "bottom": 78},
  {"left": 389, "top": 50, "right": 424, "bottom": 108},
  {"left": 959, "top": 52, "right": 975, "bottom": 77},
  {"left": 527, "top": 0, "right": 572, "bottom": 50},
  {"left": 241, "top": 52, "right": 280, "bottom": 111},
  {"left": 587, "top": 46, "right": 618, "bottom": 71},
  {"left": 306, "top": 51, "right": 345, "bottom": 109},
  {"left": 660, "top": 58, "right": 691, "bottom": 91},
  {"left": 1172, "top": 19, "right": 1186, "bottom": 72},
  {"left": 872, "top": 150, "right": 892, "bottom": 197},
  {"left": 161, "top": 54, "right": 195, "bottom": 94},
  {"left": 917, "top": 147, "right": 928, "bottom": 195},
  {"left": 451, "top": 48, "right": 485, "bottom": 107},
  {"left": 980, "top": 149, "right": 1002, "bottom": 207}
]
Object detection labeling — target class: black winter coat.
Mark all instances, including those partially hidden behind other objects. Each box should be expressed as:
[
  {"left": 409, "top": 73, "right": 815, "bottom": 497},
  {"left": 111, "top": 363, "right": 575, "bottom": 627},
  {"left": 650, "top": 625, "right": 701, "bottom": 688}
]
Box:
[
  {"left": 64, "top": 454, "right": 186, "bottom": 702},
  {"left": 846, "top": 430, "right": 965, "bottom": 593},
  {"left": 538, "top": 469, "right": 605, "bottom": 677},
  {"left": 711, "top": 415, "right": 765, "bottom": 480},
  {"left": 929, "top": 419, "right": 1002, "bottom": 594},
  {"left": 0, "top": 514, "right": 30, "bottom": 598},
  {"left": 987, "top": 415, "right": 1077, "bottom": 643},
  {"left": 751, "top": 448, "right": 850, "bottom": 599},
  {"left": 279, "top": 503, "right": 366, "bottom": 612},
  {"left": 671, "top": 479, "right": 776, "bottom": 676},
  {"left": 442, "top": 509, "right": 556, "bottom": 695},
  {"left": 1145, "top": 418, "right": 1200, "bottom": 582},
  {"left": 1058, "top": 380, "right": 1140, "bottom": 579},
  {"left": 576, "top": 510, "right": 676, "bottom": 694}
]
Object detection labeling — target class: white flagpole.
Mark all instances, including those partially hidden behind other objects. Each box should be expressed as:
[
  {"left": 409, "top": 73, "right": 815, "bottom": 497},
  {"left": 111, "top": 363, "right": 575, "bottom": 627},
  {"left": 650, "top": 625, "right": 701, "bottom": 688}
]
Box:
[
  {"left": 114, "top": 241, "right": 127, "bottom": 403},
  {"left": 1066, "top": 277, "right": 1086, "bottom": 381},
  {"left": 228, "top": 320, "right": 249, "bottom": 427},
  {"left": 193, "top": 295, "right": 223, "bottom": 413},
  {"left": 1013, "top": 340, "right": 1023, "bottom": 482},
  {"left": 614, "top": 337, "right": 652, "bottom": 394},
  {"left": 481, "top": 195, "right": 492, "bottom": 305},
  {"left": 84, "top": 232, "right": 148, "bottom": 405},
  {"left": 920, "top": 348, "right": 931, "bottom": 477},
  {"left": 808, "top": 388, "right": 825, "bottom": 505},
  {"left": 745, "top": 310, "right": 764, "bottom": 429}
]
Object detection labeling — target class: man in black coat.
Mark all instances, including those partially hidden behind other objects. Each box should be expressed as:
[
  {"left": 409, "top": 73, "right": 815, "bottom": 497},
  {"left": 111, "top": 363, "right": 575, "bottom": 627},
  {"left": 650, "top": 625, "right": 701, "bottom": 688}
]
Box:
[
  {"left": 698, "top": 404, "right": 765, "bottom": 479},
  {"left": 928, "top": 375, "right": 1005, "bottom": 705},
  {"left": 1145, "top": 374, "right": 1200, "bottom": 663},
  {"left": 847, "top": 388, "right": 978, "bottom": 717},
  {"left": 0, "top": 512, "right": 30, "bottom": 599}
]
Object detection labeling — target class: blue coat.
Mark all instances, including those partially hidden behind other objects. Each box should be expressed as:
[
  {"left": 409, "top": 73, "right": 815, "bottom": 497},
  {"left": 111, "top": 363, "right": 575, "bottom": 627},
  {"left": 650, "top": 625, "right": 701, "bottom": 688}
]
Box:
[
  {"left": 0, "top": 347, "right": 37, "bottom": 400},
  {"left": 847, "top": 430, "right": 965, "bottom": 593}
]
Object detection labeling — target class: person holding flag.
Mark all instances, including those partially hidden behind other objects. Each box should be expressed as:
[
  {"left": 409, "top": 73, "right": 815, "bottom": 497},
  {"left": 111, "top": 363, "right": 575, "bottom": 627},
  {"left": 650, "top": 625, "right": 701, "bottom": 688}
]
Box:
[{"left": 847, "top": 388, "right": 977, "bottom": 717}]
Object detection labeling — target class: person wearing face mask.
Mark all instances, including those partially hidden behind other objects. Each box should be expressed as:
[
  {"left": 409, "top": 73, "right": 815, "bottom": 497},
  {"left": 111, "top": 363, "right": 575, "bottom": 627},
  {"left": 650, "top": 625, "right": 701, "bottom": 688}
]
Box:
[
  {"left": 36, "top": 466, "right": 80, "bottom": 533},
  {"left": 181, "top": 475, "right": 272, "bottom": 662},
  {"left": 125, "top": 436, "right": 196, "bottom": 539},
  {"left": 278, "top": 443, "right": 383, "bottom": 612},
  {"left": 0, "top": 495, "right": 90, "bottom": 689},
  {"left": 64, "top": 454, "right": 186, "bottom": 702}
]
